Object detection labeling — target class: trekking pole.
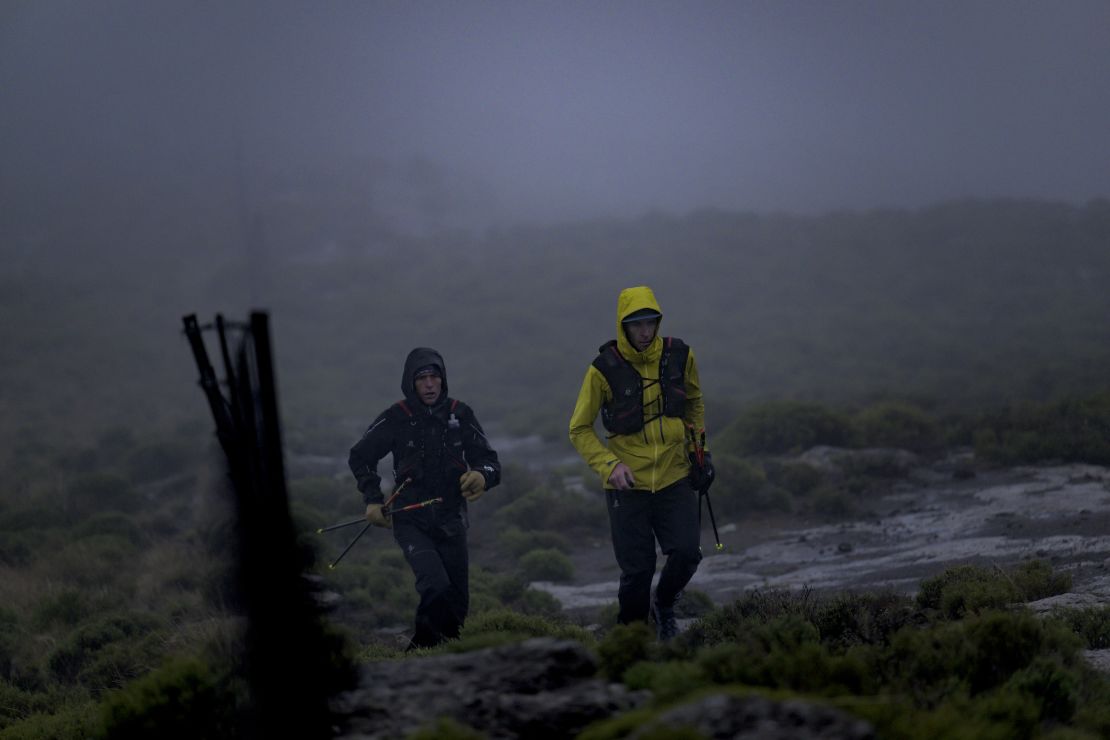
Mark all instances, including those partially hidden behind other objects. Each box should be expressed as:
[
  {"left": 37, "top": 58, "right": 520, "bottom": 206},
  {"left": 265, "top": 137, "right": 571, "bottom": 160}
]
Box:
[
  {"left": 317, "top": 518, "right": 365, "bottom": 534},
  {"left": 384, "top": 496, "right": 443, "bottom": 516},
  {"left": 701, "top": 486, "right": 724, "bottom": 552},
  {"left": 328, "top": 523, "right": 371, "bottom": 569},
  {"left": 688, "top": 425, "right": 724, "bottom": 552},
  {"left": 325, "top": 478, "right": 413, "bottom": 569}
]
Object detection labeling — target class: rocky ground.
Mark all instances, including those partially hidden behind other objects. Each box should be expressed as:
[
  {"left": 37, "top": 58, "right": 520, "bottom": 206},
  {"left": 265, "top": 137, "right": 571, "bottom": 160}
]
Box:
[
  {"left": 536, "top": 454, "right": 1110, "bottom": 615},
  {"left": 330, "top": 451, "right": 1110, "bottom": 737}
]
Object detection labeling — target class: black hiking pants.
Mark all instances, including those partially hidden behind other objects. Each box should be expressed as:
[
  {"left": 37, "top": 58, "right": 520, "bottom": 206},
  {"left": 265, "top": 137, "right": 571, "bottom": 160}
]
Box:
[
  {"left": 393, "top": 510, "right": 469, "bottom": 649},
  {"left": 606, "top": 478, "right": 702, "bottom": 625}
]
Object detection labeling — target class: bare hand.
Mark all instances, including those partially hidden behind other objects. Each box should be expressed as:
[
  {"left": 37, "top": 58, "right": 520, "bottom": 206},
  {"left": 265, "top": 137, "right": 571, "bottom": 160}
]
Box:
[{"left": 608, "top": 463, "right": 635, "bottom": 490}]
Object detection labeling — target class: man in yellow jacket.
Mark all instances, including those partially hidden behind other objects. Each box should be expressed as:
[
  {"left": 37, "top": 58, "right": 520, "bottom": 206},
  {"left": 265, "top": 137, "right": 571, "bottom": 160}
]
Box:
[{"left": 569, "top": 286, "right": 714, "bottom": 640}]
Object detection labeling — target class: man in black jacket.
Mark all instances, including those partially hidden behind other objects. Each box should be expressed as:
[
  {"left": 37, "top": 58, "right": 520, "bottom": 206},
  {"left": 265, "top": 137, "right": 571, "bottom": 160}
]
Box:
[{"left": 349, "top": 347, "right": 500, "bottom": 649}]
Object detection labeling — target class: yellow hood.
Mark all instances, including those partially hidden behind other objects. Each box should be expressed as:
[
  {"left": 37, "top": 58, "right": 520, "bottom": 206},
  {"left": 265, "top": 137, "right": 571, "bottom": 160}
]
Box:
[{"left": 615, "top": 286, "right": 663, "bottom": 358}]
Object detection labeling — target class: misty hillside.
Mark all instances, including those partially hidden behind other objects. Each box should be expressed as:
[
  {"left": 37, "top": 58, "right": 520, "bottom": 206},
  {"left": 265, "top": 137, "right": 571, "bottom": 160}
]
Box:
[{"left": 2, "top": 195, "right": 1109, "bottom": 463}]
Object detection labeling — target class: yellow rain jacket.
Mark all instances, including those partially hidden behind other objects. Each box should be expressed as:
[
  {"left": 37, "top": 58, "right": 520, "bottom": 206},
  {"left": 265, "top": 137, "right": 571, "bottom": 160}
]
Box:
[{"left": 569, "top": 286, "right": 707, "bottom": 491}]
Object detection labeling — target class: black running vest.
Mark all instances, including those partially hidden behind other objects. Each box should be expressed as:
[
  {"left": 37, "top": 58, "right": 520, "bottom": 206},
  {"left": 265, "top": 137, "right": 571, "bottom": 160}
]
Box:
[
  {"left": 388, "top": 398, "right": 468, "bottom": 482},
  {"left": 592, "top": 337, "right": 689, "bottom": 435}
]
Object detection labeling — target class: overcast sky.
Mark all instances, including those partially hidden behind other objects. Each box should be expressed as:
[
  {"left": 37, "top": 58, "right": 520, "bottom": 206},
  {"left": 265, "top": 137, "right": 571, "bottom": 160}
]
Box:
[{"left": 2, "top": 1, "right": 1108, "bottom": 225}]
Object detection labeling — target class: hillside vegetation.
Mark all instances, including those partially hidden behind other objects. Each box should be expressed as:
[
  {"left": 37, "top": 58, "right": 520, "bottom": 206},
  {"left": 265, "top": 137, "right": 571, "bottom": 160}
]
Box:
[{"left": 2, "top": 197, "right": 1110, "bottom": 736}]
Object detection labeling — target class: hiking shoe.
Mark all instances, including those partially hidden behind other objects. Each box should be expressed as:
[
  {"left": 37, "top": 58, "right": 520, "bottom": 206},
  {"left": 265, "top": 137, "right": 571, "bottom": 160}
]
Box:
[{"left": 650, "top": 595, "right": 679, "bottom": 642}]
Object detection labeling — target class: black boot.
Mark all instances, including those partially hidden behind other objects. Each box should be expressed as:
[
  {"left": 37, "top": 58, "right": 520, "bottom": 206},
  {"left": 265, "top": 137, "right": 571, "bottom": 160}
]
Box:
[{"left": 650, "top": 590, "right": 680, "bottom": 642}]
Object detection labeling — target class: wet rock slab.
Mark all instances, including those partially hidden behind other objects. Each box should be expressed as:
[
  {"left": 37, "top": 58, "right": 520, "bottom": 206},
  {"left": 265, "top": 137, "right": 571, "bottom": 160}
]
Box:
[{"left": 538, "top": 462, "right": 1110, "bottom": 609}]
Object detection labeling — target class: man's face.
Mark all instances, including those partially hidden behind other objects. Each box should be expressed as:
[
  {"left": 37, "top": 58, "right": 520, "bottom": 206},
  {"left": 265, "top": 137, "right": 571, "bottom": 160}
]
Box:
[
  {"left": 624, "top": 319, "right": 659, "bottom": 352},
  {"left": 414, "top": 373, "right": 442, "bottom": 405}
]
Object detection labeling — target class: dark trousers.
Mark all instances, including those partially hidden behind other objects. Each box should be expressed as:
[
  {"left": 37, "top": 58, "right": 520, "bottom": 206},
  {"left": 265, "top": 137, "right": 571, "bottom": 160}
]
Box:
[
  {"left": 606, "top": 478, "right": 703, "bottom": 625},
  {"left": 393, "top": 512, "right": 469, "bottom": 648}
]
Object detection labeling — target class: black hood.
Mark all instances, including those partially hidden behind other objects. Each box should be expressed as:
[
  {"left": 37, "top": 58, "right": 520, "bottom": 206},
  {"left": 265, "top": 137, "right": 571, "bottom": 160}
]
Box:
[{"left": 401, "top": 347, "right": 448, "bottom": 406}]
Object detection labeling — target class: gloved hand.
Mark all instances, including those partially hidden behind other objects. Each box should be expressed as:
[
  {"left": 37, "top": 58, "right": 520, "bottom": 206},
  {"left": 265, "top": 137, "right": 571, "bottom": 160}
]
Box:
[
  {"left": 365, "top": 502, "right": 392, "bottom": 528},
  {"left": 689, "top": 452, "right": 715, "bottom": 492},
  {"left": 459, "top": 470, "right": 486, "bottom": 502}
]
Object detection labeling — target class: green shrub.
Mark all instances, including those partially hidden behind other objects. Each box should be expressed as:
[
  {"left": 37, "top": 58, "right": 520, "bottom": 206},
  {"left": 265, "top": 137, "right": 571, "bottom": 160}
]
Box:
[
  {"left": 453, "top": 608, "right": 594, "bottom": 651},
  {"left": 883, "top": 610, "right": 1083, "bottom": 710},
  {"left": 718, "top": 401, "right": 853, "bottom": 456},
  {"left": 854, "top": 402, "right": 942, "bottom": 453},
  {"left": 73, "top": 513, "right": 145, "bottom": 546},
  {"left": 685, "top": 589, "right": 817, "bottom": 649},
  {"left": 31, "top": 590, "right": 89, "bottom": 630},
  {"left": 1005, "top": 656, "right": 1081, "bottom": 723},
  {"left": 917, "top": 562, "right": 1070, "bottom": 619},
  {"left": 406, "top": 717, "right": 485, "bottom": 740},
  {"left": 466, "top": 568, "right": 561, "bottom": 617},
  {"left": 0, "top": 699, "right": 99, "bottom": 740},
  {"left": 972, "top": 393, "right": 1110, "bottom": 465},
  {"left": 693, "top": 618, "right": 877, "bottom": 696},
  {"left": 289, "top": 477, "right": 350, "bottom": 517},
  {"left": 621, "top": 660, "right": 708, "bottom": 702},
  {"left": 47, "top": 613, "right": 163, "bottom": 687},
  {"left": 0, "top": 680, "right": 64, "bottom": 729},
  {"left": 675, "top": 589, "right": 715, "bottom": 620},
  {"left": 493, "top": 488, "right": 591, "bottom": 532},
  {"left": 64, "top": 473, "right": 137, "bottom": 517},
  {"left": 597, "top": 622, "right": 654, "bottom": 680},
  {"left": 497, "top": 525, "right": 571, "bottom": 556},
  {"left": 763, "top": 460, "right": 824, "bottom": 496},
  {"left": 1010, "top": 559, "right": 1071, "bottom": 601},
  {"left": 705, "top": 454, "right": 767, "bottom": 514},
  {"left": 518, "top": 548, "right": 574, "bottom": 583},
  {"left": 514, "top": 587, "right": 563, "bottom": 617},
  {"left": 1054, "top": 606, "right": 1110, "bottom": 649},
  {"left": 917, "top": 564, "right": 1019, "bottom": 619},
  {"left": 813, "top": 590, "right": 915, "bottom": 648},
  {"left": 95, "top": 657, "right": 242, "bottom": 740}
]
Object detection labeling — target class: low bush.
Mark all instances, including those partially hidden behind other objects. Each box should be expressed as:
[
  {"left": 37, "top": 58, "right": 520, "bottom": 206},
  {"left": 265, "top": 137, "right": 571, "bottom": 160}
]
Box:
[
  {"left": 972, "top": 392, "right": 1110, "bottom": 465},
  {"left": 597, "top": 622, "right": 655, "bottom": 680},
  {"left": 64, "top": 473, "right": 137, "bottom": 517},
  {"left": 812, "top": 590, "right": 916, "bottom": 648},
  {"left": 72, "top": 513, "right": 145, "bottom": 547},
  {"left": 917, "top": 561, "right": 1070, "bottom": 619},
  {"left": 518, "top": 548, "right": 574, "bottom": 583},
  {"left": 451, "top": 608, "right": 594, "bottom": 652},
  {"left": 496, "top": 526, "right": 572, "bottom": 557},
  {"left": 0, "top": 698, "right": 99, "bottom": 740},
  {"left": 853, "top": 402, "right": 943, "bottom": 453},
  {"left": 704, "top": 454, "right": 767, "bottom": 515},
  {"left": 406, "top": 717, "right": 486, "bottom": 740},
  {"left": 494, "top": 487, "right": 604, "bottom": 533},
  {"left": 289, "top": 477, "right": 351, "bottom": 518},
  {"left": 47, "top": 613, "right": 164, "bottom": 686},
  {"left": 95, "top": 656, "right": 242, "bottom": 740},
  {"left": 717, "top": 401, "right": 853, "bottom": 456},
  {"left": 1054, "top": 606, "right": 1110, "bottom": 649},
  {"left": 763, "top": 460, "right": 824, "bottom": 497},
  {"left": 31, "top": 590, "right": 89, "bottom": 630}
]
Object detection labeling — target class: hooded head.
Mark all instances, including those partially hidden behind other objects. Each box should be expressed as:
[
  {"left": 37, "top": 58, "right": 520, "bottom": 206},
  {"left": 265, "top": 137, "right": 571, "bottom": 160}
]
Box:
[
  {"left": 401, "top": 347, "right": 448, "bottom": 407},
  {"left": 615, "top": 286, "right": 663, "bottom": 356}
]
